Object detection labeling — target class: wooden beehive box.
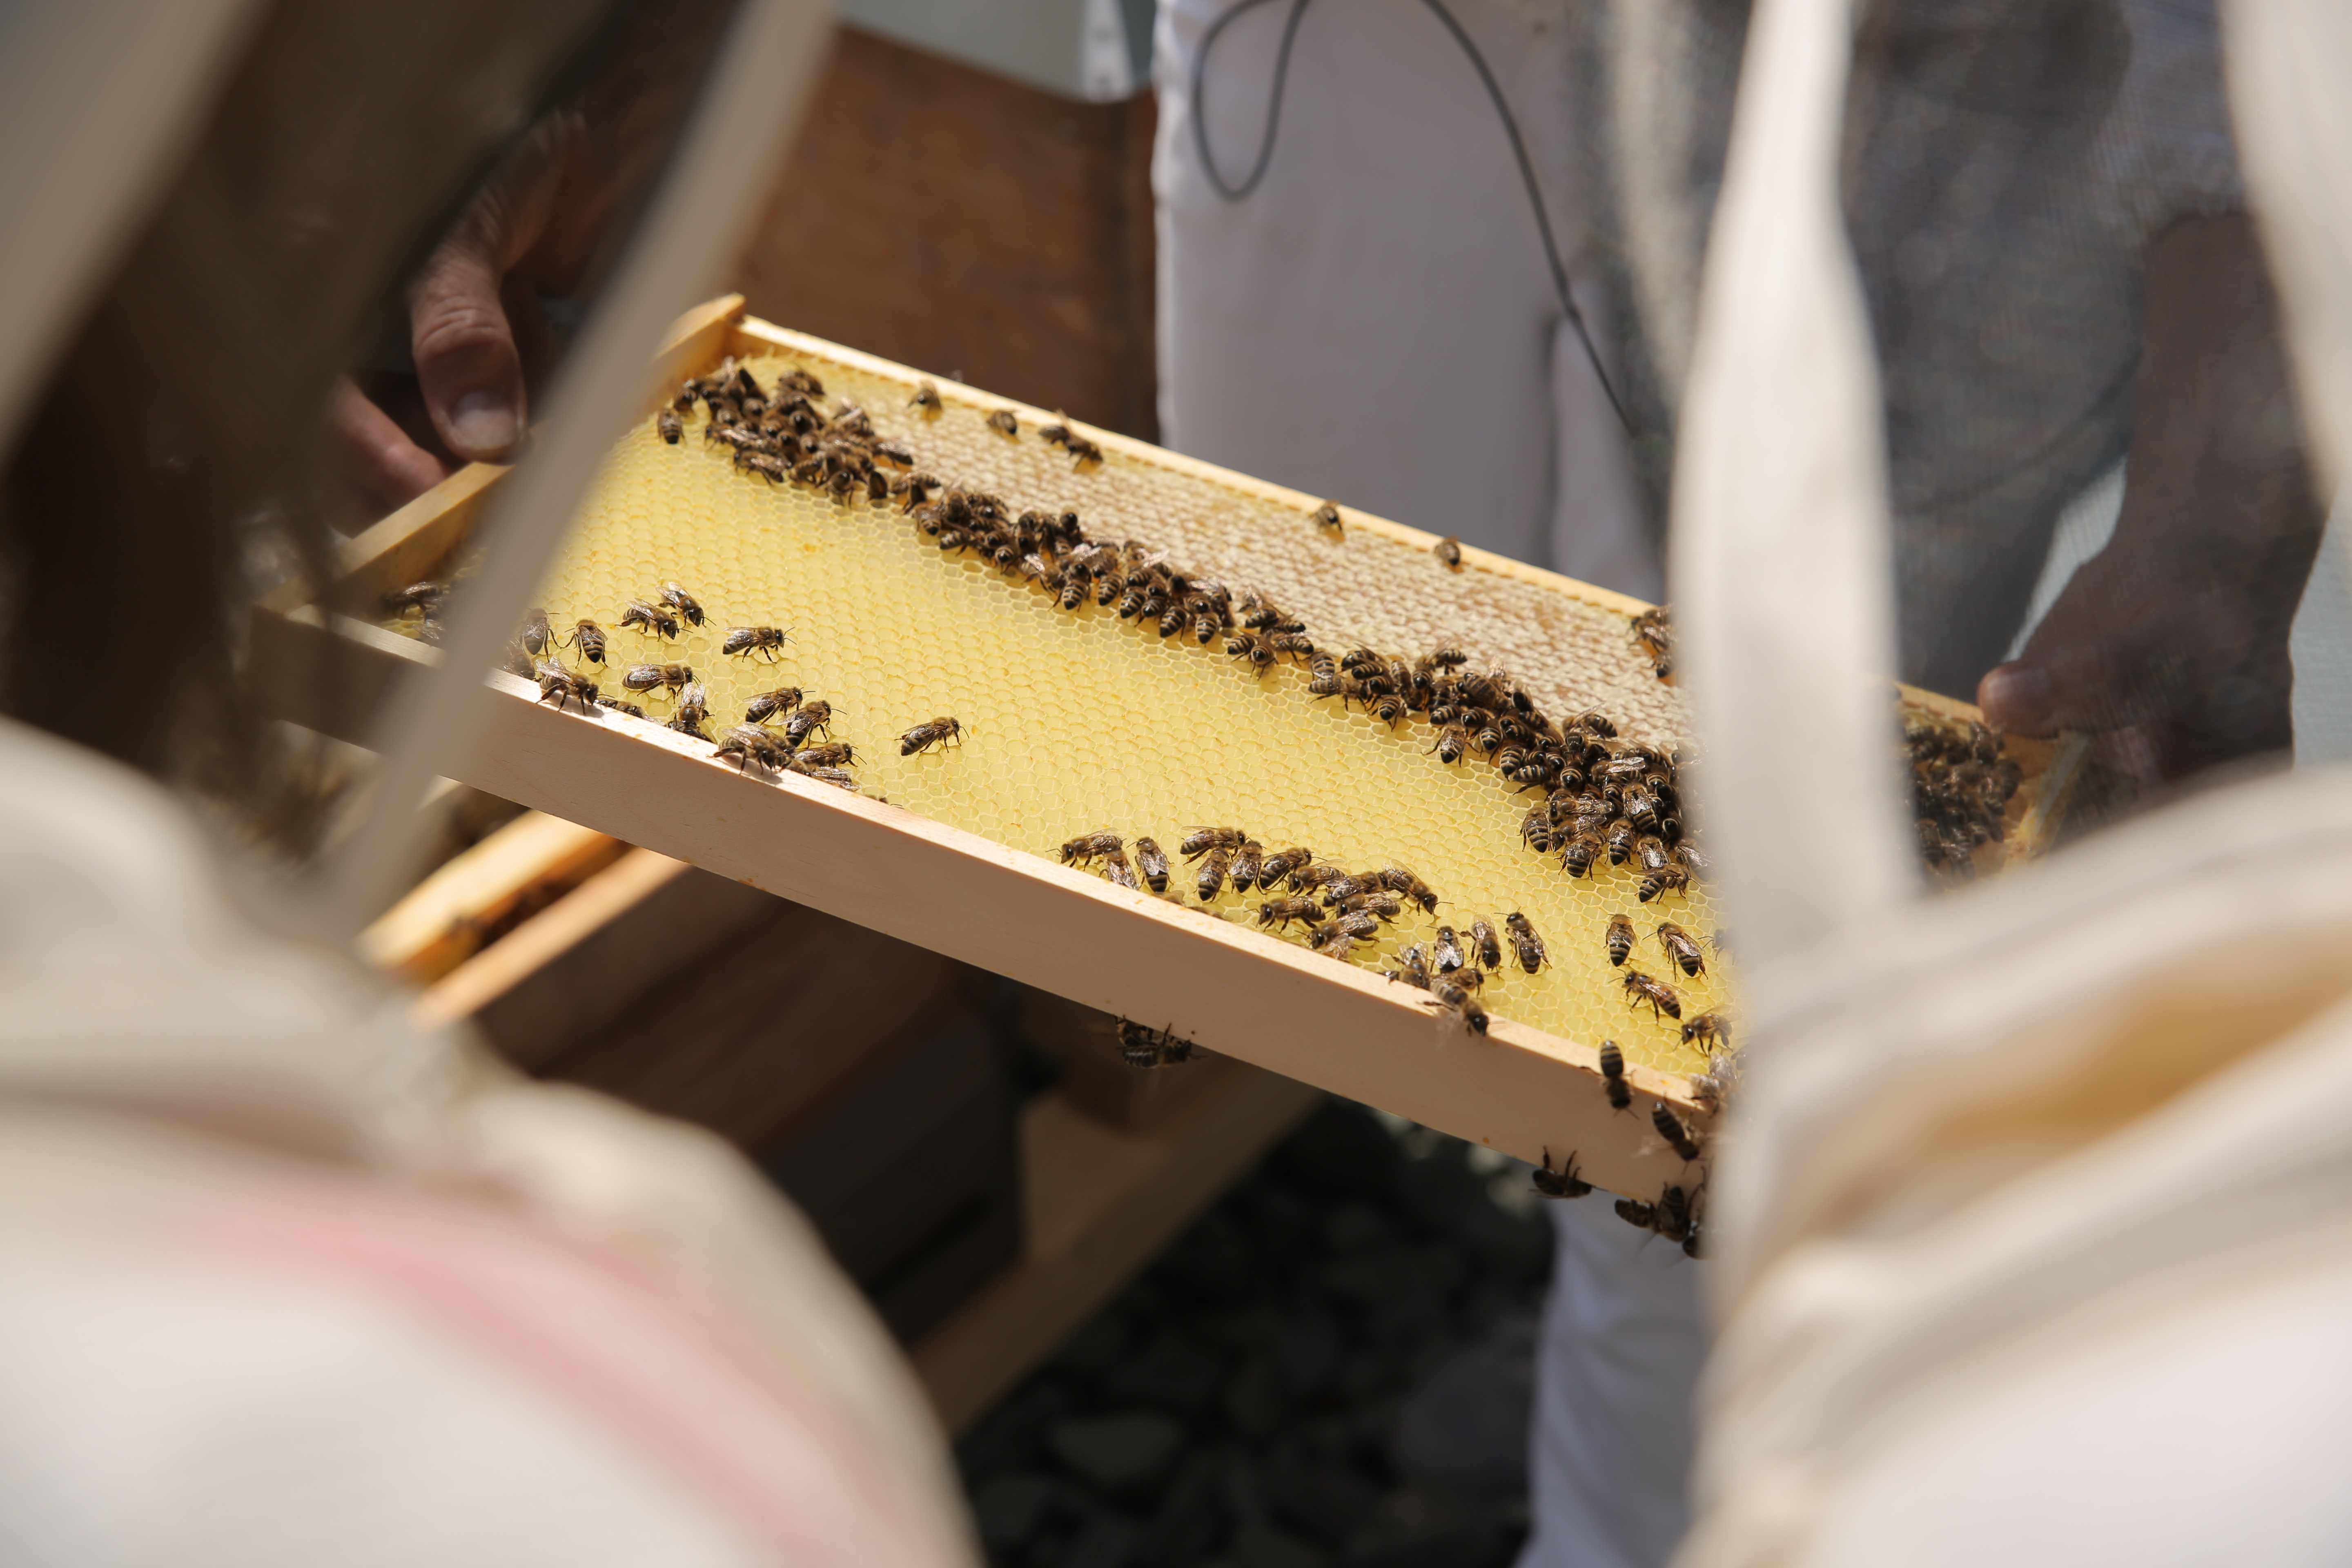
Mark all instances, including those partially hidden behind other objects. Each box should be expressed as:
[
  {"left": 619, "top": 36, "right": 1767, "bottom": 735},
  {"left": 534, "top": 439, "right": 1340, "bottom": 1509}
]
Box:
[{"left": 259, "top": 296, "right": 2024, "bottom": 1207}]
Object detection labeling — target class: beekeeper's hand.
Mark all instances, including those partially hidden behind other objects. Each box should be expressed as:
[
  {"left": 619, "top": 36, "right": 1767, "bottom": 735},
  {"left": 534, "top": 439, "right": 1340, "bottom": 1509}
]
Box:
[
  {"left": 1977, "top": 213, "right": 2325, "bottom": 785},
  {"left": 333, "top": 113, "right": 589, "bottom": 509}
]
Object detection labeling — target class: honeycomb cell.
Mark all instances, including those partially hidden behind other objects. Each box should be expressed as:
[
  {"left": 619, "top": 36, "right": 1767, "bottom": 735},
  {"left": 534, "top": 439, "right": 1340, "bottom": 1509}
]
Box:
[{"left": 519, "top": 348, "right": 1735, "bottom": 1075}]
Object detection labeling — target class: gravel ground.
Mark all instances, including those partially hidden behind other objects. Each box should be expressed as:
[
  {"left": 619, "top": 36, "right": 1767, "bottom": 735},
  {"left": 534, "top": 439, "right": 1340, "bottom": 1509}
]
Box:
[{"left": 957, "top": 1099, "right": 1553, "bottom": 1568}]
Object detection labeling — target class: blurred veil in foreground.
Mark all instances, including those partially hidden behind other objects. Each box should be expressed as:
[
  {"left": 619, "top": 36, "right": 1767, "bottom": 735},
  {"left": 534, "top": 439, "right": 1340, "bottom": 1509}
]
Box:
[{"left": 0, "top": 2, "right": 980, "bottom": 1562}]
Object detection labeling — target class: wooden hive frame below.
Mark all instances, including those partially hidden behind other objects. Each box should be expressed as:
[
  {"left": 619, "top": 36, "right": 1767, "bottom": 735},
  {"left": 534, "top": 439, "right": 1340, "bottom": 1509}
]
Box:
[{"left": 257, "top": 296, "right": 2018, "bottom": 1205}]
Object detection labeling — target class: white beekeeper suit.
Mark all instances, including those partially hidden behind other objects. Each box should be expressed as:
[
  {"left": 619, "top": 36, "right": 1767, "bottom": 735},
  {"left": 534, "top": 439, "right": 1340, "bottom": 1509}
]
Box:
[
  {"left": 1155, "top": 6, "right": 1696, "bottom": 1567},
  {"left": 1667, "top": 0, "right": 2352, "bottom": 1562}
]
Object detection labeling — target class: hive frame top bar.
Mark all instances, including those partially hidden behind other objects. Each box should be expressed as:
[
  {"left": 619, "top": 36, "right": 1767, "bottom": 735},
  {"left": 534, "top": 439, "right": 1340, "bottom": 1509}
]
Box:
[{"left": 263, "top": 296, "right": 1995, "bottom": 1202}]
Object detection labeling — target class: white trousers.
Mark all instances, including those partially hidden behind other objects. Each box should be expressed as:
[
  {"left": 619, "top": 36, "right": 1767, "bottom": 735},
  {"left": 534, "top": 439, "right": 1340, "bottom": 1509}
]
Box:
[
  {"left": 1153, "top": 5, "right": 1697, "bottom": 1564},
  {"left": 1526, "top": 1199, "right": 1705, "bottom": 1568},
  {"left": 1152, "top": 0, "right": 1659, "bottom": 599}
]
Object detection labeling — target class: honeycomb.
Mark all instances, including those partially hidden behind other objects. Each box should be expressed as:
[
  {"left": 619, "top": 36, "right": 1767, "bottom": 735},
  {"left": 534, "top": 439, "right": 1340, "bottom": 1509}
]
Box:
[{"left": 519, "top": 343, "right": 1734, "bottom": 1076}]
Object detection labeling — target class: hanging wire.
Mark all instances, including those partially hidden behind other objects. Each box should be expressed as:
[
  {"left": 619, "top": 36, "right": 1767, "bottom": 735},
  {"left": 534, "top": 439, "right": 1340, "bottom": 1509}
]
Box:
[{"left": 1188, "top": 0, "right": 1637, "bottom": 439}]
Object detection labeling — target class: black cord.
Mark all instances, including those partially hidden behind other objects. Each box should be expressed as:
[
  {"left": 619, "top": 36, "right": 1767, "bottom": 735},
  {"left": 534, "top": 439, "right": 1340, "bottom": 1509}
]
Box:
[{"left": 1188, "top": 0, "right": 1635, "bottom": 439}]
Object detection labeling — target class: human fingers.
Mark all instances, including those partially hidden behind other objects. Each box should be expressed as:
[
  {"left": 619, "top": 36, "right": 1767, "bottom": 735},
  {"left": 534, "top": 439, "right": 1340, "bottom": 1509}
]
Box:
[{"left": 332, "top": 378, "right": 450, "bottom": 509}]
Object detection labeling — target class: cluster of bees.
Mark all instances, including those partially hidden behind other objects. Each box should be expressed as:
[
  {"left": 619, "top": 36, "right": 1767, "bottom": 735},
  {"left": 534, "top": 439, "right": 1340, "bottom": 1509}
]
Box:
[
  {"left": 440, "top": 566, "right": 869, "bottom": 791},
  {"left": 1530, "top": 1042, "right": 1714, "bottom": 1256},
  {"left": 1909, "top": 717, "right": 2025, "bottom": 875},
  {"left": 1057, "top": 826, "right": 1533, "bottom": 1033}
]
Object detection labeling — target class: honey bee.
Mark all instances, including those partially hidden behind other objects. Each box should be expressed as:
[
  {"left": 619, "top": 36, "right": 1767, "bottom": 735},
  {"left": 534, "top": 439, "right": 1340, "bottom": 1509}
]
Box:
[
  {"left": 1267, "top": 631, "right": 1315, "bottom": 662},
  {"left": 1377, "top": 865, "right": 1439, "bottom": 914},
  {"left": 1230, "top": 840, "right": 1265, "bottom": 893},
  {"left": 782, "top": 700, "right": 835, "bottom": 747},
  {"left": 1066, "top": 434, "right": 1104, "bottom": 464},
  {"left": 1336, "top": 891, "right": 1403, "bottom": 922},
  {"left": 790, "top": 762, "right": 859, "bottom": 789},
  {"left": 1195, "top": 846, "right": 1233, "bottom": 902},
  {"left": 1423, "top": 975, "right": 1490, "bottom": 1035},
  {"left": 1606, "top": 913, "right": 1635, "bottom": 967},
  {"left": 1560, "top": 832, "right": 1603, "bottom": 878},
  {"left": 1504, "top": 912, "right": 1548, "bottom": 974},
  {"left": 792, "top": 741, "right": 856, "bottom": 768},
  {"left": 1652, "top": 1103, "right": 1704, "bottom": 1163},
  {"left": 1313, "top": 924, "right": 1362, "bottom": 962},
  {"left": 1100, "top": 849, "right": 1141, "bottom": 890},
  {"left": 1532, "top": 1148, "right": 1594, "bottom": 1200},
  {"left": 723, "top": 625, "right": 792, "bottom": 662},
  {"left": 1598, "top": 1040, "right": 1632, "bottom": 1111},
  {"left": 1674, "top": 841, "right": 1710, "bottom": 876},
  {"left": 1430, "top": 725, "right": 1470, "bottom": 764},
  {"left": 1134, "top": 837, "right": 1171, "bottom": 893},
  {"left": 1690, "top": 1044, "right": 1741, "bottom": 1114},
  {"left": 1259, "top": 846, "right": 1313, "bottom": 885},
  {"left": 1309, "top": 500, "right": 1344, "bottom": 537},
  {"left": 1060, "top": 831, "right": 1124, "bottom": 866},
  {"left": 899, "top": 715, "right": 964, "bottom": 756},
  {"left": 715, "top": 724, "right": 789, "bottom": 772},
  {"left": 561, "top": 619, "right": 608, "bottom": 663},
  {"left": 1180, "top": 827, "right": 1249, "bottom": 858},
  {"left": 987, "top": 408, "right": 1019, "bottom": 437},
  {"left": 1681, "top": 1012, "right": 1732, "bottom": 1051},
  {"left": 1381, "top": 943, "right": 1430, "bottom": 988},
  {"left": 659, "top": 582, "right": 706, "bottom": 627},
  {"left": 1655, "top": 922, "right": 1706, "bottom": 978},
  {"left": 1433, "top": 535, "right": 1463, "bottom": 569},
  {"left": 1518, "top": 802, "right": 1554, "bottom": 853},
  {"left": 1615, "top": 1197, "right": 1658, "bottom": 1234},
  {"left": 536, "top": 658, "right": 597, "bottom": 710},
  {"left": 622, "top": 662, "right": 695, "bottom": 695},
  {"left": 1470, "top": 919, "right": 1503, "bottom": 970},
  {"left": 621, "top": 599, "right": 681, "bottom": 640},
  {"left": 744, "top": 686, "right": 803, "bottom": 724},
  {"left": 1324, "top": 911, "right": 1381, "bottom": 942},
  {"left": 1634, "top": 835, "right": 1671, "bottom": 875},
  {"left": 521, "top": 607, "right": 552, "bottom": 656},
  {"left": 1616, "top": 1188, "right": 1695, "bottom": 1244},
  {"left": 1116, "top": 1018, "right": 1197, "bottom": 1069},
  {"left": 1606, "top": 817, "right": 1637, "bottom": 865},
  {"left": 383, "top": 579, "right": 449, "bottom": 617},
  {"left": 657, "top": 407, "right": 684, "bottom": 443},
  {"left": 672, "top": 680, "right": 711, "bottom": 728},
  {"left": 1256, "top": 896, "right": 1323, "bottom": 931},
  {"left": 1631, "top": 604, "right": 1675, "bottom": 679},
  {"left": 1288, "top": 863, "right": 1349, "bottom": 895},
  {"left": 1431, "top": 926, "right": 1466, "bottom": 974},
  {"left": 1621, "top": 969, "right": 1683, "bottom": 1020},
  {"left": 910, "top": 379, "right": 943, "bottom": 413},
  {"left": 1638, "top": 866, "right": 1691, "bottom": 904}
]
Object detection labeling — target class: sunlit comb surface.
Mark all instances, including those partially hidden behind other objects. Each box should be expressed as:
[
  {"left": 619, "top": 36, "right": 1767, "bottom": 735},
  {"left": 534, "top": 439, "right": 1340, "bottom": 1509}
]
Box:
[{"left": 514, "top": 343, "right": 1733, "bottom": 1075}]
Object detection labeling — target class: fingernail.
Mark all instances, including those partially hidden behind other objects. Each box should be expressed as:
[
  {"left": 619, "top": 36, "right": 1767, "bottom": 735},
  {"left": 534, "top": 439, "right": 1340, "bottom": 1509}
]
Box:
[
  {"left": 1978, "top": 662, "right": 2054, "bottom": 731},
  {"left": 450, "top": 389, "right": 519, "bottom": 457}
]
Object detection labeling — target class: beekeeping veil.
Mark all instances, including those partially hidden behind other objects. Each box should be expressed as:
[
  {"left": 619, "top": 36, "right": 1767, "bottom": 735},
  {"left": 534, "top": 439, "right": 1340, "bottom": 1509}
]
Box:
[
  {"left": 0, "top": 0, "right": 827, "bottom": 940},
  {"left": 1666, "top": 0, "right": 2352, "bottom": 1560}
]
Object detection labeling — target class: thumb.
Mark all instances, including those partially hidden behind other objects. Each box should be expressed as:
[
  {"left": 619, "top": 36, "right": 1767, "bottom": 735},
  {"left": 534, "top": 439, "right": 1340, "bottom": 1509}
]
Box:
[
  {"left": 411, "top": 241, "right": 526, "bottom": 461},
  {"left": 409, "top": 122, "right": 568, "bottom": 462}
]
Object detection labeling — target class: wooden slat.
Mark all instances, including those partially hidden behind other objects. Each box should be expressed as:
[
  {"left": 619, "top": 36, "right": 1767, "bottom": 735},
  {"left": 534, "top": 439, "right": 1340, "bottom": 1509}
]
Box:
[
  {"left": 358, "top": 809, "right": 624, "bottom": 985},
  {"left": 912, "top": 1065, "right": 1323, "bottom": 1431}
]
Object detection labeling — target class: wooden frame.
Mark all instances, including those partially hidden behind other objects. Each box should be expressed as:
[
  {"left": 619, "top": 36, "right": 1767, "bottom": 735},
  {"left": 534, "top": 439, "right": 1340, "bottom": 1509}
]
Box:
[{"left": 259, "top": 297, "right": 1745, "bottom": 1199}]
